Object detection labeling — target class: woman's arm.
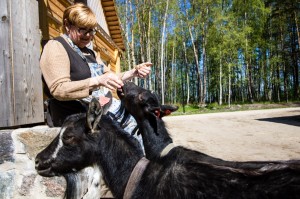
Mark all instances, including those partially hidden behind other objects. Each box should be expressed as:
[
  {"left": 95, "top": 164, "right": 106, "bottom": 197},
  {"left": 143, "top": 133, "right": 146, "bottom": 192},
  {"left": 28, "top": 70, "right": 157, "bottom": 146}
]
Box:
[
  {"left": 120, "top": 62, "right": 153, "bottom": 81},
  {"left": 94, "top": 55, "right": 152, "bottom": 88},
  {"left": 40, "top": 40, "right": 92, "bottom": 100}
]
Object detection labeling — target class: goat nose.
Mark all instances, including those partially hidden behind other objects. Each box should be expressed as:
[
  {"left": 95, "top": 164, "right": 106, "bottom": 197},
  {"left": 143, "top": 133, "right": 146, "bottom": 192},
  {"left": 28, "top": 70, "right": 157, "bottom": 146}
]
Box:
[{"left": 35, "top": 157, "right": 40, "bottom": 166}]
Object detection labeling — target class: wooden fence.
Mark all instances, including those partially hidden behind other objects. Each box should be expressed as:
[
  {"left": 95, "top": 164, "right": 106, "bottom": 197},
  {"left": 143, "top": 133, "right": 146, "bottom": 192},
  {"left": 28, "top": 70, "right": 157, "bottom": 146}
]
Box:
[{"left": 0, "top": 0, "right": 44, "bottom": 128}]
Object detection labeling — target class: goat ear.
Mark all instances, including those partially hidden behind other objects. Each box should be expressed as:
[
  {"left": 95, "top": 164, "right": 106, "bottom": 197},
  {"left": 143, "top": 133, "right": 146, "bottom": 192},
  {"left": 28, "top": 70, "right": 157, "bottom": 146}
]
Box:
[
  {"left": 101, "top": 91, "right": 113, "bottom": 114},
  {"left": 87, "top": 98, "right": 103, "bottom": 133},
  {"left": 160, "top": 105, "right": 178, "bottom": 117}
]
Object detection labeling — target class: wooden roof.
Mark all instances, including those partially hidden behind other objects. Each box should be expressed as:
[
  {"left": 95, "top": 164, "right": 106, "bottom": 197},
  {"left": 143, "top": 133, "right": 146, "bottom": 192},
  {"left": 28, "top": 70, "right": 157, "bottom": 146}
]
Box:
[{"left": 101, "top": 0, "right": 125, "bottom": 51}]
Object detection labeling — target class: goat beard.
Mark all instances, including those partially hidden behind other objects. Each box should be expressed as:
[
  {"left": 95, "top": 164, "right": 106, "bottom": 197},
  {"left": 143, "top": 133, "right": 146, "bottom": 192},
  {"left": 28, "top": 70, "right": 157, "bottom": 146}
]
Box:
[{"left": 63, "top": 173, "right": 81, "bottom": 199}]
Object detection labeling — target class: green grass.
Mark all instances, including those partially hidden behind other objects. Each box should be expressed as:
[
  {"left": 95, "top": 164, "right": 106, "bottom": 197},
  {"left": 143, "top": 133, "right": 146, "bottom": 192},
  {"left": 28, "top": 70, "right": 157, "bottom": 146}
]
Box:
[{"left": 171, "top": 101, "right": 300, "bottom": 116}]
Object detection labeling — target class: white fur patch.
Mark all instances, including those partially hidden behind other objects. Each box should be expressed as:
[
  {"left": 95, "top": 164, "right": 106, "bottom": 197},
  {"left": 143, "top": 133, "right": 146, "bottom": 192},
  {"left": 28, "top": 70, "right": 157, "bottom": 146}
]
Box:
[
  {"left": 51, "top": 127, "right": 65, "bottom": 159},
  {"left": 81, "top": 165, "right": 102, "bottom": 199}
]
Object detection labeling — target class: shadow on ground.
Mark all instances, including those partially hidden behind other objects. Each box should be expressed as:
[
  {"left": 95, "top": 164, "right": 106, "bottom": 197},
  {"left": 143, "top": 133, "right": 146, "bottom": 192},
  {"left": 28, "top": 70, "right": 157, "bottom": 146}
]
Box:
[{"left": 257, "top": 114, "right": 300, "bottom": 127}]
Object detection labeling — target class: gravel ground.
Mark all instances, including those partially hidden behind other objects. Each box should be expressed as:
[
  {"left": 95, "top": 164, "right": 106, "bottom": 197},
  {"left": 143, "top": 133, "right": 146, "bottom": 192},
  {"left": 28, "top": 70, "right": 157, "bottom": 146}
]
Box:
[{"left": 163, "top": 107, "right": 300, "bottom": 161}]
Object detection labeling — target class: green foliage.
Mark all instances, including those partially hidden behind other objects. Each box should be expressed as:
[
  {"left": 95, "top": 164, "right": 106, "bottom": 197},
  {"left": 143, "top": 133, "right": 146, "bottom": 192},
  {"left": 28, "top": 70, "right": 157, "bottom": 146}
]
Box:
[
  {"left": 115, "top": 0, "right": 300, "bottom": 104},
  {"left": 206, "top": 102, "right": 220, "bottom": 110}
]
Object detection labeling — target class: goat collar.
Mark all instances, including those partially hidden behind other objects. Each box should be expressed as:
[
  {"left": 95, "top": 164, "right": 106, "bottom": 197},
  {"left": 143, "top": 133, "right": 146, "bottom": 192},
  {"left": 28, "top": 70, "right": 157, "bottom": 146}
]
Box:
[
  {"left": 123, "top": 157, "right": 150, "bottom": 199},
  {"left": 160, "top": 143, "right": 175, "bottom": 157}
]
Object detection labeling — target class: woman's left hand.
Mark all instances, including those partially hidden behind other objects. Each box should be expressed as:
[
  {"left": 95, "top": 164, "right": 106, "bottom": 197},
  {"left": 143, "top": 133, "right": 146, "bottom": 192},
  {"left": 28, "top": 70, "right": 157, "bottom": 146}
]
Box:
[{"left": 135, "top": 62, "right": 152, "bottom": 78}]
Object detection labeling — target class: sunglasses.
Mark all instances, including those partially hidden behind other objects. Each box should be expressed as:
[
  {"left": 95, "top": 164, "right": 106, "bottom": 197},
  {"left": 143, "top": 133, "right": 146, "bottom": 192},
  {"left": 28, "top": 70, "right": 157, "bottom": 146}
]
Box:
[{"left": 76, "top": 27, "right": 97, "bottom": 36}]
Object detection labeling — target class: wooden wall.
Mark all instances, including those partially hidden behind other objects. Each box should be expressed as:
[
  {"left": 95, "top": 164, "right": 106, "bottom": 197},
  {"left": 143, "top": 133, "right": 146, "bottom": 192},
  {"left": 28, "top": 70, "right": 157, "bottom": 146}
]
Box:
[
  {"left": 0, "top": 0, "right": 44, "bottom": 127},
  {"left": 0, "top": 0, "right": 124, "bottom": 128},
  {"left": 88, "top": 0, "right": 110, "bottom": 35}
]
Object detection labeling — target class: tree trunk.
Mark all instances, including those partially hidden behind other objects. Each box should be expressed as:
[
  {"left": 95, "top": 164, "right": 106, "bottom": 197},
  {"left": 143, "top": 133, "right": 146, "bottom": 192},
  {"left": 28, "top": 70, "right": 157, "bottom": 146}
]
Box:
[
  {"left": 181, "top": 52, "right": 186, "bottom": 113},
  {"left": 219, "top": 51, "right": 223, "bottom": 106},
  {"left": 276, "top": 63, "right": 281, "bottom": 102},
  {"left": 188, "top": 25, "right": 202, "bottom": 106},
  {"left": 171, "top": 43, "right": 176, "bottom": 103},
  {"left": 183, "top": 39, "right": 190, "bottom": 104},
  {"left": 137, "top": 3, "right": 146, "bottom": 88},
  {"left": 129, "top": 0, "right": 137, "bottom": 84},
  {"left": 280, "top": 24, "right": 288, "bottom": 102},
  {"left": 174, "top": 47, "right": 177, "bottom": 104},
  {"left": 125, "top": 0, "right": 132, "bottom": 71},
  {"left": 293, "top": 10, "right": 299, "bottom": 98},
  {"left": 294, "top": 10, "right": 300, "bottom": 50},
  {"left": 147, "top": 0, "right": 152, "bottom": 90},
  {"left": 244, "top": 9, "right": 254, "bottom": 103},
  {"left": 228, "top": 60, "right": 231, "bottom": 108},
  {"left": 201, "top": 6, "right": 209, "bottom": 105},
  {"left": 160, "top": 0, "right": 169, "bottom": 104},
  {"left": 137, "top": 12, "right": 145, "bottom": 63}
]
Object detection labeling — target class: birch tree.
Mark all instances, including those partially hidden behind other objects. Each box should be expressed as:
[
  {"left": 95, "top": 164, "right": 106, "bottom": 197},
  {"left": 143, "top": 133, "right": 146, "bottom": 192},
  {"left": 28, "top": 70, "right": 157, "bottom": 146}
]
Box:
[{"left": 160, "top": 0, "right": 169, "bottom": 104}]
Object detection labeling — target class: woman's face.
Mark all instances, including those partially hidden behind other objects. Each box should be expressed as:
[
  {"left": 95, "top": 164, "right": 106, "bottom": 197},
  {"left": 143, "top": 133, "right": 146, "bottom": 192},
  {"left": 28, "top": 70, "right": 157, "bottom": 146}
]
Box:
[{"left": 67, "top": 25, "right": 96, "bottom": 48}]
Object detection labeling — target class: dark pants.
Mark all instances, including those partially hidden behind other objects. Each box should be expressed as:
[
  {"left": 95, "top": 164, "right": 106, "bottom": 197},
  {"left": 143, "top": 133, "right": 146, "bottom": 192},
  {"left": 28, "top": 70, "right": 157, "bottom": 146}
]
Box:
[{"left": 47, "top": 99, "right": 87, "bottom": 127}]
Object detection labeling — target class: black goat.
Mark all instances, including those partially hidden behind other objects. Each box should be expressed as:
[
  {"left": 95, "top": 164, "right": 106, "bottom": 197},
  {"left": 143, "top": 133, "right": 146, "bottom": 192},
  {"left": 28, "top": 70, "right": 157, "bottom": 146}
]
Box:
[
  {"left": 117, "top": 81, "right": 300, "bottom": 198},
  {"left": 36, "top": 99, "right": 145, "bottom": 199}
]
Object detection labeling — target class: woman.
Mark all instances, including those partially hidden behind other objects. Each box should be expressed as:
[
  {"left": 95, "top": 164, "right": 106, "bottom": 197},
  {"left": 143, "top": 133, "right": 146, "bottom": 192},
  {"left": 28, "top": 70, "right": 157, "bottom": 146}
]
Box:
[{"left": 40, "top": 3, "right": 152, "bottom": 127}]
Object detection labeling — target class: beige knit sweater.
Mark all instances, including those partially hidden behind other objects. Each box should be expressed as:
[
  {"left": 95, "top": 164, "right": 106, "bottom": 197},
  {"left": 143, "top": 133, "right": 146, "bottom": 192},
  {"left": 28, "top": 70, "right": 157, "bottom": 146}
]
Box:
[{"left": 40, "top": 37, "right": 109, "bottom": 101}]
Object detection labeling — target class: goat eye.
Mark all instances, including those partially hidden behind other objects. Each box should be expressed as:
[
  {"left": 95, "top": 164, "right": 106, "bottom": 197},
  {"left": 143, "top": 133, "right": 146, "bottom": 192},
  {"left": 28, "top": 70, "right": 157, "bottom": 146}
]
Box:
[{"left": 63, "top": 134, "right": 74, "bottom": 142}]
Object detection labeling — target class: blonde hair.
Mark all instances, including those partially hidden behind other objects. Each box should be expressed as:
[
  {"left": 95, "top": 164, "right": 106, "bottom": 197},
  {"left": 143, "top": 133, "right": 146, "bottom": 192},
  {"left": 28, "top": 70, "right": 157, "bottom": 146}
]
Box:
[{"left": 62, "top": 3, "right": 97, "bottom": 32}]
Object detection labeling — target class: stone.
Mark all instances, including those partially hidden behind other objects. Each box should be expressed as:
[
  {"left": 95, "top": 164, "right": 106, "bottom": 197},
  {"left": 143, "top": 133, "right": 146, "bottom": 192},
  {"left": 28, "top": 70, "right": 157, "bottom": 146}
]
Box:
[
  {"left": 0, "top": 170, "right": 15, "bottom": 199},
  {"left": 18, "top": 174, "right": 36, "bottom": 196},
  {"left": 41, "top": 177, "right": 66, "bottom": 197},
  {"left": 15, "top": 127, "right": 60, "bottom": 159},
  {"left": 0, "top": 126, "right": 107, "bottom": 198},
  {"left": 0, "top": 131, "right": 14, "bottom": 164}
]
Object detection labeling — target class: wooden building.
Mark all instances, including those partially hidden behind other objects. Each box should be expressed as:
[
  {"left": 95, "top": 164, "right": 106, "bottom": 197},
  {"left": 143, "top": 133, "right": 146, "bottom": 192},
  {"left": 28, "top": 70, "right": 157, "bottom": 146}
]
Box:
[{"left": 0, "top": 0, "right": 125, "bottom": 128}]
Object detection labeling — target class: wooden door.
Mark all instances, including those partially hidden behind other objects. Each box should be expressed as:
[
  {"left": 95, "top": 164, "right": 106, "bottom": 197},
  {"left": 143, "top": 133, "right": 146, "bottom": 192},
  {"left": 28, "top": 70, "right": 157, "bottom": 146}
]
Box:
[{"left": 0, "top": 0, "right": 44, "bottom": 127}]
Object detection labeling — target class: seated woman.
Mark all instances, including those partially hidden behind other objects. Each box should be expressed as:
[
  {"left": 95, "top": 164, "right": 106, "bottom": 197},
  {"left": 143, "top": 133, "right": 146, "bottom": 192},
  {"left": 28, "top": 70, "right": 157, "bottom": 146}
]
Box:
[{"left": 40, "top": 3, "right": 152, "bottom": 137}]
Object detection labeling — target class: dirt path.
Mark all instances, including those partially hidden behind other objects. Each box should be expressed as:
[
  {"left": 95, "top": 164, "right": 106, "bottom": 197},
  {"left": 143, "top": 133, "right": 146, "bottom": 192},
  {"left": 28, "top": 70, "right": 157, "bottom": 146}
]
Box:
[{"left": 163, "top": 107, "right": 300, "bottom": 161}]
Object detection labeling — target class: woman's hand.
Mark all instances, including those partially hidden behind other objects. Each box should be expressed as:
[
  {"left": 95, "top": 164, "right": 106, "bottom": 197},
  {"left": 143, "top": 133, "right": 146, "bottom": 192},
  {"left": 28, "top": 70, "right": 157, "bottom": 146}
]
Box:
[
  {"left": 120, "top": 62, "right": 153, "bottom": 81},
  {"left": 96, "top": 72, "right": 123, "bottom": 90},
  {"left": 134, "top": 62, "right": 152, "bottom": 78}
]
